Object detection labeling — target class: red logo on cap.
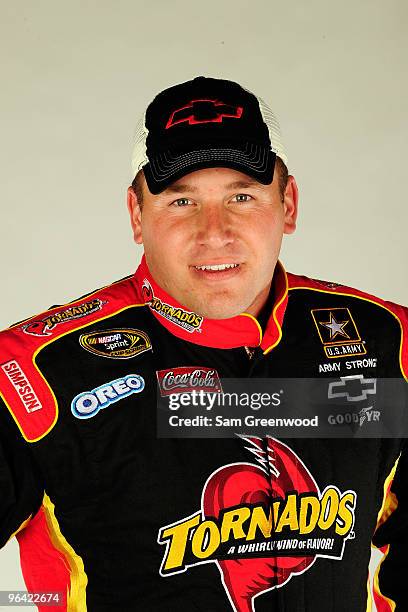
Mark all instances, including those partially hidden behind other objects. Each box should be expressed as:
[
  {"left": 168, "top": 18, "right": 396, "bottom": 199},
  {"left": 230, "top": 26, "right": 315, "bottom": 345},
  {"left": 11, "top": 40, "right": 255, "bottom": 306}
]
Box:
[{"left": 166, "top": 99, "right": 243, "bottom": 129}]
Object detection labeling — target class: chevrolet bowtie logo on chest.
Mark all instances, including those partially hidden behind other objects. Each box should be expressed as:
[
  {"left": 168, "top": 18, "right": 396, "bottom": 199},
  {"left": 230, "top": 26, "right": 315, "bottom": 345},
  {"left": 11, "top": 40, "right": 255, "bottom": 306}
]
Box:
[
  {"left": 166, "top": 99, "right": 244, "bottom": 128},
  {"left": 328, "top": 374, "right": 377, "bottom": 402}
]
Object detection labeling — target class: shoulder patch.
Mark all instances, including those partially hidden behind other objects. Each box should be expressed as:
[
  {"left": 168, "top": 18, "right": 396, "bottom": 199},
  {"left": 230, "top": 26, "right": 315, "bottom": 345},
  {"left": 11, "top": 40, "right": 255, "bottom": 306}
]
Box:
[
  {"left": 287, "top": 272, "right": 346, "bottom": 293},
  {"left": 287, "top": 271, "right": 408, "bottom": 380},
  {"left": 0, "top": 273, "right": 146, "bottom": 441}
]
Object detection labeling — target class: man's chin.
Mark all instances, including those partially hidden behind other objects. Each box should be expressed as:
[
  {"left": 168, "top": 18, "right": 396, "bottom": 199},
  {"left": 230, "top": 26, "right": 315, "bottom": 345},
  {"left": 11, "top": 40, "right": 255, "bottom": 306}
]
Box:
[{"left": 189, "top": 301, "right": 249, "bottom": 321}]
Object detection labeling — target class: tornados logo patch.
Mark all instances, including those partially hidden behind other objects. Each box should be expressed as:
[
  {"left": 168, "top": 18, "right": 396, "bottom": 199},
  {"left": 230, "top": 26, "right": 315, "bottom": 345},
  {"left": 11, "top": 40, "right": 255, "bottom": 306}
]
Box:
[
  {"left": 142, "top": 279, "right": 203, "bottom": 333},
  {"left": 21, "top": 299, "right": 107, "bottom": 337},
  {"left": 158, "top": 437, "right": 357, "bottom": 612}
]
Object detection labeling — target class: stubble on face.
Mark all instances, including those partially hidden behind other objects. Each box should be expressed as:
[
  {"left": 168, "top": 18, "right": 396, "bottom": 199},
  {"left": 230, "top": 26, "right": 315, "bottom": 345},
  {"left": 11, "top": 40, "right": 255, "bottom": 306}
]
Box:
[{"left": 136, "top": 167, "right": 288, "bottom": 320}]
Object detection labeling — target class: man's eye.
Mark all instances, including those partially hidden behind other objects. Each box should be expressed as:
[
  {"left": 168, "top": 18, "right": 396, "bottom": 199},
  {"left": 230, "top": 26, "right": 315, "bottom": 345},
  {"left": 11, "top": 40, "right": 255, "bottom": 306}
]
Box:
[
  {"left": 233, "top": 194, "right": 252, "bottom": 203},
  {"left": 171, "top": 198, "right": 192, "bottom": 207}
]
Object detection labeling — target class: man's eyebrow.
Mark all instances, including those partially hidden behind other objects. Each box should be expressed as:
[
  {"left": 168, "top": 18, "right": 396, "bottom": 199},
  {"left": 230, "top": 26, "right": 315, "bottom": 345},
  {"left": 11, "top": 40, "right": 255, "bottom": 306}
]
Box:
[{"left": 162, "top": 180, "right": 263, "bottom": 194}]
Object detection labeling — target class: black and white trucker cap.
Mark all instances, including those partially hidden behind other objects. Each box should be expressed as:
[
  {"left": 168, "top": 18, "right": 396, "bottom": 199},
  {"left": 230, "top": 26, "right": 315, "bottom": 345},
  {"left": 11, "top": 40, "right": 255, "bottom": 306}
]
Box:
[{"left": 131, "top": 76, "right": 288, "bottom": 194}]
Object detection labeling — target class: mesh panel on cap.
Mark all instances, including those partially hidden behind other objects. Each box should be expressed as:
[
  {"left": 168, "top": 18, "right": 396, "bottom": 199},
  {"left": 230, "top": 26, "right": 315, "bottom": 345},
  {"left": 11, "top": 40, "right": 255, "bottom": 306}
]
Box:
[
  {"left": 256, "top": 94, "right": 288, "bottom": 166},
  {"left": 131, "top": 111, "right": 149, "bottom": 176}
]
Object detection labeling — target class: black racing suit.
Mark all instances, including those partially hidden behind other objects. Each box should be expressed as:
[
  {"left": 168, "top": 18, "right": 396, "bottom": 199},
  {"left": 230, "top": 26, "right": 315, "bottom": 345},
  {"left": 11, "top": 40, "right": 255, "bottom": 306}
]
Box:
[{"left": 0, "top": 254, "right": 407, "bottom": 611}]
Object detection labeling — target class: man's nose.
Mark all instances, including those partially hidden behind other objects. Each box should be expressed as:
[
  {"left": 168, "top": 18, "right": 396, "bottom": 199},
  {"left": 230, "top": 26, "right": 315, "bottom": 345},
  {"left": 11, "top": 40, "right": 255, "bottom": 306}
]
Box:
[{"left": 195, "top": 205, "right": 234, "bottom": 248}]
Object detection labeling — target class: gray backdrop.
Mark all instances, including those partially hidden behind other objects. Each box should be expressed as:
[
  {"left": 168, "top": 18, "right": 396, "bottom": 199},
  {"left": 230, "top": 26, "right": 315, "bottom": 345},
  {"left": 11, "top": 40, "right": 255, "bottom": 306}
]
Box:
[{"left": 1, "top": 1, "right": 407, "bottom": 609}]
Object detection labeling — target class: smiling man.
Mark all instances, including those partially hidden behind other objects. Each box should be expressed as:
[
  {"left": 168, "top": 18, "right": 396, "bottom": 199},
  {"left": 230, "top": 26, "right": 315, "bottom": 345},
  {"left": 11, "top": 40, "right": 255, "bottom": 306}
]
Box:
[
  {"left": 128, "top": 164, "right": 297, "bottom": 319},
  {"left": 128, "top": 76, "right": 298, "bottom": 323},
  {"left": 0, "top": 76, "right": 408, "bottom": 611}
]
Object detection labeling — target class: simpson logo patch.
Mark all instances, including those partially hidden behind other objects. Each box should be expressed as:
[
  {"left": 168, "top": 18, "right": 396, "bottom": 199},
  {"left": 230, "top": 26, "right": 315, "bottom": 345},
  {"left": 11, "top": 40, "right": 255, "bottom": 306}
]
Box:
[
  {"left": 1, "top": 360, "right": 42, "bottom": 413},
  {"left": 158, "top": 436, "right": 357, "bottom": 611},
  {"left": 79, "top": 329, "right": 152, "bottom": 359},
  {"left": 71, "top": 374, "right": 145, "bottom": 419},
  {"left": 311, "top": 307, "right": 367, "bottom": 359},
  {"left": 21, "top": 298, "right": 107, "bottom": 337},
  {"left": 156, "top": 367, "right": 222, "bottom": 396},
  {"left": 142, "top": 279, "right": 203, "bottom": 333}
]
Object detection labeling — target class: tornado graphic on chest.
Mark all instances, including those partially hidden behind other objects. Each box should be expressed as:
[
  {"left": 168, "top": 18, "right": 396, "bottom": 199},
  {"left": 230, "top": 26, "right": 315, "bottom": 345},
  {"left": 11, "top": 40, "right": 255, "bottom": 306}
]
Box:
[{"left": 158, "top": 436, "right": 357, "bottom": 611}]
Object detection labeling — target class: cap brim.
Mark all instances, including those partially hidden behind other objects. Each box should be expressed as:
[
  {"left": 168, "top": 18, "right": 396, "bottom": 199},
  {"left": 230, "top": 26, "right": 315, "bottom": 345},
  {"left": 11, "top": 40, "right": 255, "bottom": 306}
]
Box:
[{"left": 143, "top": 143, "right": 276, "bottom": 194}]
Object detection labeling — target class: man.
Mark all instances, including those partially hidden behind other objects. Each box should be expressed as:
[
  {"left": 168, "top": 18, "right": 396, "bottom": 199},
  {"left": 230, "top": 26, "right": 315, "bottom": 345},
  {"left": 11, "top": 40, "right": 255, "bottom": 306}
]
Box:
[{"left": 0, "top": 76, "right": 406, "bottom": 611}]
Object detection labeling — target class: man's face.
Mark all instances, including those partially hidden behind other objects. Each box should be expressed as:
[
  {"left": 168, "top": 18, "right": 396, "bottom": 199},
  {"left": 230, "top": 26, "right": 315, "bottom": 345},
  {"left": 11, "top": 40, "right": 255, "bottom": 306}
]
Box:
[{"left": 127, "top": 165, "right": 298, "bottom": 319}]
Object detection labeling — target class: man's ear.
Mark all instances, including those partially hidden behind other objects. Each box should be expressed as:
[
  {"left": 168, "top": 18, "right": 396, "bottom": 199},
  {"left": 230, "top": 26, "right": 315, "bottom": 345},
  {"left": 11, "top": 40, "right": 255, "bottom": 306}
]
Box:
[
  {"left": 127, "top": 186, "right": 143, "bottom": 244},
  {"left": 283, "top": 175, "right": 299, "bottom": 235}
]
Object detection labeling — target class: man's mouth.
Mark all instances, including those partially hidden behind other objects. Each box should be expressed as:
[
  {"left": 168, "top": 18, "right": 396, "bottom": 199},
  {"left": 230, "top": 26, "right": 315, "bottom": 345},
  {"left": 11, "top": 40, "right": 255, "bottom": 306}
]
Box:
[
  {"left": 194, "top": 263, "right": 239, "bottom": 271},
  {"left": 191, "top": 263, "right": 241, "bottom": 279}
]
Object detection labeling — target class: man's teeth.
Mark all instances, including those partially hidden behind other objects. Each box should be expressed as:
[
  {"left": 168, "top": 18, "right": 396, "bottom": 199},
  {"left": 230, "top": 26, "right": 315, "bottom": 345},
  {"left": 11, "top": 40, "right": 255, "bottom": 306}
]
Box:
[{"left": 195, "top": 263, "right": 239, "bottom": 271}]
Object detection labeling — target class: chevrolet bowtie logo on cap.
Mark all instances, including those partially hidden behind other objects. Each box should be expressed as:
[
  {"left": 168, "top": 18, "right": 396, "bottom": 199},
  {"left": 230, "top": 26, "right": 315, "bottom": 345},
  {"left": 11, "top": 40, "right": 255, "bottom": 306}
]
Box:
[
  {"left": 131, "top": 75, "right": 288, "bottom": 194},
  {"left": 166, "top": 99, "right": 244, "bottom": 129}
]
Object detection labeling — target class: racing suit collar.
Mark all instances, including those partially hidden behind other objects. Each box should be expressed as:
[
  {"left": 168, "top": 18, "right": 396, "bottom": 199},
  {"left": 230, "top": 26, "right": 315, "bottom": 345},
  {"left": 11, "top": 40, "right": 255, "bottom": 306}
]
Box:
[{"left": 133, "top": 254, "right": 289, "bottom": 351}]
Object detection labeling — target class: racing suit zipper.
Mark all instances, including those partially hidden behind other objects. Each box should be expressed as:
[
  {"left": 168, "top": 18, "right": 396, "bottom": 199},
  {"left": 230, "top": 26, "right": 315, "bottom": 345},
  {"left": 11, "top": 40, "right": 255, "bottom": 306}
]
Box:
[
  {"left": 245, "top": 346, "right": 268, "bottom": 377},
  {"left": 244, "top": 346, "right": 256, "bottom": 360}
]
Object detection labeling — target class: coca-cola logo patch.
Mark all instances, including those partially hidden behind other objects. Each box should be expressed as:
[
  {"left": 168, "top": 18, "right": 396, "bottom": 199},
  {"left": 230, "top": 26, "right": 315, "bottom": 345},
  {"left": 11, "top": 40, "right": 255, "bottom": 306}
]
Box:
[{"left": 156, "top": 366, "right": 222, "bottom": 396}]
